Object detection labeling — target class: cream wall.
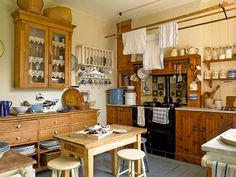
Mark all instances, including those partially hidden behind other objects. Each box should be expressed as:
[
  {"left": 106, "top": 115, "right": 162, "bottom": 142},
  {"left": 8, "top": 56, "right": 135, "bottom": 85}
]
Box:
[
  {"left": 133, "top": 0, "right": 236, "bottom": 106},
  {"left": 0, "top": 0, "right": 116, "bottom": 124}
]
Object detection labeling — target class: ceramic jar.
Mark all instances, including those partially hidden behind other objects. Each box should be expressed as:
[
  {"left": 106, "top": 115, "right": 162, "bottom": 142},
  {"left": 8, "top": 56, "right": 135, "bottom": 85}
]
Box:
[
  {"left": 179, "top": 48, "right": 186, "bottom": 56},
  {"left": 204, "top": 47, "right": 212, "bottom": 61},
  {"left": 212, "top": 70, "right": 219, "bottom": 79},
  {"left": 204, "top": 70, "right": 211, "bottom": 79},
  {"left": 219, "top": 47, "right": 226, "bottom": 60},
  {"left": 219, "top": 69, "right": 227, "bottom": 79},
  {"left": 212, "top": 48, "right": 219, "bottom": 60},
  {"left": 17, "top": 0, "right": 44, "bottom": 14},
  {"left": 225, "top": 46, "right": 232, "bottom": 58},
  {"left": 170, "top": 48, "right": 178, "bottom": 57},
  {"left": 214, "top": 99, "right": 222, "bottom": 110},
  {"left": 187, "top": 46, "right": 199, "bottom": 54}
]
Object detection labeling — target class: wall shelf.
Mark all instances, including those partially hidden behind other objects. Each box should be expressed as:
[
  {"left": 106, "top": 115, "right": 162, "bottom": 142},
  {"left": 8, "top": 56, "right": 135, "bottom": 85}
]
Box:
[
  {"left": 204, "top": 78, "right": 236, "bottom": 88},
  {"left": 203, "top": 57, "right": 236, "bottom": 70}
]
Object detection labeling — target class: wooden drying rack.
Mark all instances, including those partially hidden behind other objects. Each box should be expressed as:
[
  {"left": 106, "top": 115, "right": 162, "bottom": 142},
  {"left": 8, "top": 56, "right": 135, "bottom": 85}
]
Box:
[{"left": 105, "top": 1, "right": 236, "bottom": 38}]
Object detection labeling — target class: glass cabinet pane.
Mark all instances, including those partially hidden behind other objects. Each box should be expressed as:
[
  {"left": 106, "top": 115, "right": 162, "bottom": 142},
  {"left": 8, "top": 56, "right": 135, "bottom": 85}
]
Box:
[
  {"left": 28, "top": 28, "right": 45, "bottom": 84},
  {"left": 51, "top": 33, "right": 66, "bottom": 84}
]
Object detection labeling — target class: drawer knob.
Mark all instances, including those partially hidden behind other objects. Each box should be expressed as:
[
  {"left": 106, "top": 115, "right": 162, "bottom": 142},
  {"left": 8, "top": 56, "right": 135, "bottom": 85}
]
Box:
[
  {"left": 16, "top": 137, "right": 20, "bottom": 140},
  {"left": 54, "top": 131, "right": 58, "bottom": 134},
  {"left": 84, "top": 117, "right": 87, "bottom": 120},
  {"left": 54, "top": 120, "right": 58, "bottom": 124},
  {"left": 16, "top": 124, "right": 21, "bottom": 128}
]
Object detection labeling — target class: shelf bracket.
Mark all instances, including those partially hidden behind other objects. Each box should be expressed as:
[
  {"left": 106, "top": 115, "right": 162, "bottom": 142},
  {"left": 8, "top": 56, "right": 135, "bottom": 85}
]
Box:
[{"left": 219, "top": 3, "right": 228, "bottom": 20}]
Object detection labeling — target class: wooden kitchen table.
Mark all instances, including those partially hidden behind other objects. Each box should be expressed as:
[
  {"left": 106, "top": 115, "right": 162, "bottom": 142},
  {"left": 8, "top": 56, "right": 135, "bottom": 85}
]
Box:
[{"left": 54, "top": 124, "right": 147, "bottom": 177}]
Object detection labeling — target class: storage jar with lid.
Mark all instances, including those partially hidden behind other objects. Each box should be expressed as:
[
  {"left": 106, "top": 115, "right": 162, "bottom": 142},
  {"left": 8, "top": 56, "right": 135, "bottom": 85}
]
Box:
[
  {"left": 214, "top": 99, "right": 222, "bottom": 110},
  {"left": 204, "top": 47, "right": 212, "bottom": 61},
  {"left": 211, "top": 70, "right": 219, "bottom": 79},
  {"left": 225, "top": 46, "right": 232, "bottom": 58},
  {"left": 219, "top": 69, "right": 227, "bottom": 79},
  {"left": 212, "top": 48, "right": 218, "bottom": 60},
  {"left": 204, "top": 70, "right": 211, "bottom": 79},
  {"left": 219, "top": 47, "right": 225, "bottom": 60}
]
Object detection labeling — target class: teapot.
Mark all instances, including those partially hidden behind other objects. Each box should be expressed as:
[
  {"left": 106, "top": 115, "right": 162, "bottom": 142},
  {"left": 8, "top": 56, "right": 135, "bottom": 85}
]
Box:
[{"left": 186, "top": 46, "right": 199, "bottom": 54}]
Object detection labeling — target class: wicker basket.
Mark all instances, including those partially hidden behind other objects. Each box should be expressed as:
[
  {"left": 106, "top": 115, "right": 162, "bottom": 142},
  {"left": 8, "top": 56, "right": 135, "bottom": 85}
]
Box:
[
  {"left": 43, "top": 6, "right": 72, "bottom": 23},
  {"left": 17, "top": 0, "right": 44, "bottom": 14}
]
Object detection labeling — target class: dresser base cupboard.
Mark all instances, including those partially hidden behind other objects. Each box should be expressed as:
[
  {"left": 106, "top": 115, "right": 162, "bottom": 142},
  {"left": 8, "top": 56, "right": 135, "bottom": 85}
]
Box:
[
  {"left": 0, "top": 109, "right": 98, "bottom": 171},
  {"left": 175, "top": 110, "right": 234, "bottom": 165}
]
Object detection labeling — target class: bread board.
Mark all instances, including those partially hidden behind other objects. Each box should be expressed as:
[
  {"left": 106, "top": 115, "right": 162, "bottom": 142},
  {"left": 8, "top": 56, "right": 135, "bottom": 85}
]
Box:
[
  {"left": 220, "top": 129, "right": 236, "bottom": 146},
  {"left": 70, "top": 129, "right": 114, "bottom": 140}
]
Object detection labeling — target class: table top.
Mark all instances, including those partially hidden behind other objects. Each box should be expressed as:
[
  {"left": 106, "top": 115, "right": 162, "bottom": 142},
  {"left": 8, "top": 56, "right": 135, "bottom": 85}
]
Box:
[
  {"left": 0, "top": 150, "right": 36, "bottom": 173},
  {"left": 201, "top": 129, "right": 236, "bottom": 156},
  {"left": 54, "top": 124, "right": 147, "bottom": 149}
]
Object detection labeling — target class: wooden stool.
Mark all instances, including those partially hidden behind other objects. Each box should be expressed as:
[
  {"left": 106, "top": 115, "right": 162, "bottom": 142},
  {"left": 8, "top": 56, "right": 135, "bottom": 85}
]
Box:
[
  {"left": 47, "top": 156, "right": 81, "bottom": 177},
  {"left": 116, "top": 149, "right": 147, "bottom": 177},
  {"left": 141, "top": 137, "right": 149, "bottom": 172}
]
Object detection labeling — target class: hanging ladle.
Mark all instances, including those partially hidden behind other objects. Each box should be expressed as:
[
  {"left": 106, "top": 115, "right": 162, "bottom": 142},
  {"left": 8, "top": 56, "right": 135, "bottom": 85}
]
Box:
[{"left": 177, "top": 64, "right": 183, "bottom": 82}]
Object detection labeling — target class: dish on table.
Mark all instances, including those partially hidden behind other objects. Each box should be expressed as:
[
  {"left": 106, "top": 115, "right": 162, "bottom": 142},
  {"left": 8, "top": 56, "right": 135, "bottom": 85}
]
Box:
[{"left": 113, "top": 129, "right": 127, "bottom": 134}]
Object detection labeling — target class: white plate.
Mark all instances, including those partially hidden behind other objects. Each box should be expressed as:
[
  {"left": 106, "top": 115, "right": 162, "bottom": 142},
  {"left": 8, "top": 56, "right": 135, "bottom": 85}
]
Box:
[
  {"left": 113, "top": 129, "right": 127, "bottom": 134},
  {"left": 137, "top": 68, "right": 149, "bottom": 80}
]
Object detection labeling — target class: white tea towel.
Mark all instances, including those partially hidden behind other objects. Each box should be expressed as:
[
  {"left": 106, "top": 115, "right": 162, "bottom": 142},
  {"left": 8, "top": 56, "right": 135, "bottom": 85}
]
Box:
[
  {"left": 152, "top": 107, "right": 170, "bottom": 124},
  {"left": 159, "top": 22, "right": 178, "bottom": 48},
  {"left": 212, "top": 161, "right": 236, "bottom": 177},
  {"left": 143, "top": 34, "right": 164, "bottom": 70},
  {"left": 122, "top": 28, "right": 146, "bottom": 55},
  {"left": 9, "top": 174, "right": 22, "bottom": 177},
  {"left": 137, "top": 106, "right": 145, "bottom": 127}
]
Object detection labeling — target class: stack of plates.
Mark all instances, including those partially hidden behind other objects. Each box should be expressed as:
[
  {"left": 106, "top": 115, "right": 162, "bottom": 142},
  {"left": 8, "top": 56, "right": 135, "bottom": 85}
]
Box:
[
  {"left": 0, "top": 142, "right": 10, "bottom": 158},
  {"left": 11, "top": 144, "right": 36, "bottom": 155},
  {"left": 40, "top": 140, "right": 60, "bottom": 150},
  {"left": 228, "top": 70, "right": 236, "bottom": 78}
]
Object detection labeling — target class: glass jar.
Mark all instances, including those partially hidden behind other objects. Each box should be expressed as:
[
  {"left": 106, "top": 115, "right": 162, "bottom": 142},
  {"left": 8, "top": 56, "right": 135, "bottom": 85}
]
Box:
[
  {"left": 219, "top": 69, "right": 227, "bottom": 78},
  {"left": 225, "top": 46, "right": 232, "bottom": 59},
  {"left": 204, "top": 70, "right": 211, "bottom": 79},
  {"left": 204, "top": 47, "right": 212, "bottom": 61},
  {"left": 219, "top": 47, "right": 225, "bottom": 60},
  {"left": 211, "top": 47, "right": 218, "bottom": 60},
  {"left": 212, "top": 70, "right": 219, "bottom": 79}
]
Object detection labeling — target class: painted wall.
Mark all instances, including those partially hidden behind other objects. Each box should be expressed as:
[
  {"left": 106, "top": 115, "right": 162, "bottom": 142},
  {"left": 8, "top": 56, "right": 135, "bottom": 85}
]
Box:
[
  {"left": 0, "top": 0, "right": 116, "bottom": 124},
  {"left": 133, "top": 0, "right": 236, "bottom": 106}
]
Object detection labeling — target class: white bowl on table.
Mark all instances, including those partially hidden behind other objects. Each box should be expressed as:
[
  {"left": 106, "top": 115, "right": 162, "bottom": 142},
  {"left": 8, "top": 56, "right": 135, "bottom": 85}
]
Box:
[{"left": 12, "top": 106, "right": 31, "bottom": 114}]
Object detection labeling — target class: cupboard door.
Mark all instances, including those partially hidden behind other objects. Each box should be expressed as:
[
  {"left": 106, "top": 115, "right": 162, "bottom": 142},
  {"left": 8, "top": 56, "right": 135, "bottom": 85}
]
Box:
[
  {"left": 48, "top": 28, "right": 71, "bottom": 88},
  {"left": 205, "top": 112, "right": 233, "bottom": 141},
  {"left": 118, "top": 107, "right": 132, "bottom": 126},
  {"left": 107, "top": 106, "right": 118, "bottom": 124},
  {"left": 23, "top": 23, "right": 49, "bottom": 88}
]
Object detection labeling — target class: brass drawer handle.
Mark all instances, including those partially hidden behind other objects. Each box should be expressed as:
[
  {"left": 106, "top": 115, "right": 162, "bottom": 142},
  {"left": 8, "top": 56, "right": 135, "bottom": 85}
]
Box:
[
  {"left": 54, "top": 120, "right": 58, "bottom": 124},
  {"left": 54, "top": 130, "right": 58, "bottom": 134},
  {"left": 16, "top": 137, "right": 21, "bottom": 140},
  {"left": 16, "top": 124, "right": 21, "bottom": 128},
  {"left": 84, "top": 117, "right": 87, "bottom": 120}
]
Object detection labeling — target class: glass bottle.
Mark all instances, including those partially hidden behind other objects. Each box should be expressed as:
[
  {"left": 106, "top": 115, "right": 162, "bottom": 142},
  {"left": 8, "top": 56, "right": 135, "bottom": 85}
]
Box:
[
  {"left": 204, "top": 47, "right": 212, "bottom": 61},
  {"left": 211, "top": 47, "right": 218, "bottom": 60}
]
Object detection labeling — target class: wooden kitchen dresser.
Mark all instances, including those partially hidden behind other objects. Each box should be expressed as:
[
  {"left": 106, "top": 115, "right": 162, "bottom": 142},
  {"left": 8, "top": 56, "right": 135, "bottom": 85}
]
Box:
[
  {"left": 175, "top": 109, "right": 236, "bottom": 165},
  {"left": 0, "top": 109, "right": 99, "bottom": 172}
]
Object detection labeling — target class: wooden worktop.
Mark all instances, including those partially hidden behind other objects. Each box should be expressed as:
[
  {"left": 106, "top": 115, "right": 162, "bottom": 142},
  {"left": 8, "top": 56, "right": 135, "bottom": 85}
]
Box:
[
  {"left": 54, "top": 124, "right": 147, "bottom": 149},
  {"left": 0, "top": 150, "right": 36, "bottom": 173}
]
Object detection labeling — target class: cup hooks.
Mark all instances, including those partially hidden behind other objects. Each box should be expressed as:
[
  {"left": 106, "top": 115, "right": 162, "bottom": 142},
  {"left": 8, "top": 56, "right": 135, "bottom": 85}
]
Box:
[{"left": 194, "top": 65, "right": 201, "bottom": 73}]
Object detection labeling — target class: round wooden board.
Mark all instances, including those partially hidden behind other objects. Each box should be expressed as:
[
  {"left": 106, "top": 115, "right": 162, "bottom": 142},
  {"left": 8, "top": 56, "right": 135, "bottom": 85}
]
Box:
[
  {"left": 220, "top": 129, "right": 236, "bottom": 146},
  {"left": 62, "top": 88, "right": 84, "bottom": 109}
]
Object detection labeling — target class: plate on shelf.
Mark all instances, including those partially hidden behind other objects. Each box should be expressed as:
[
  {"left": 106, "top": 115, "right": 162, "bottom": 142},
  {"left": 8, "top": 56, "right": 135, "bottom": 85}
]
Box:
[{"left": 137, "top": 68, "right": 149, "bottom": 80}]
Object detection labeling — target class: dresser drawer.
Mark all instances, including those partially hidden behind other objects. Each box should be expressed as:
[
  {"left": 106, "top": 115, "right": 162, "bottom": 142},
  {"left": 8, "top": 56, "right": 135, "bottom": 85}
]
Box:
[
  {"left": 71, "top": 112, "right": 97, "bottom": 124},
  {"left": 39, "top": 126, "right": 70, "bottom": 140},
  {"left": 0, "top": 120, "right": 38, "bottom": 133},
  {"left": 39, "top": 116, "right": 69, "bottom": 129},
  {"left": 0, "top": 131, "right": 37, "bottom": 146}
]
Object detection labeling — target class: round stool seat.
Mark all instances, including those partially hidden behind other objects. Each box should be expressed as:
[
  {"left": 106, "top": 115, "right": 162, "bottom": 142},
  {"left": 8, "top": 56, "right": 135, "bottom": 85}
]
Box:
[
  {"left": 48, "top": 156, "right": 80, "bottom": 171},
  {"left": 117, "top": 149, "right": 145, "bottom": 161},
  {"left": 141, "top": 137, "right": 147, "bottom": 143}
]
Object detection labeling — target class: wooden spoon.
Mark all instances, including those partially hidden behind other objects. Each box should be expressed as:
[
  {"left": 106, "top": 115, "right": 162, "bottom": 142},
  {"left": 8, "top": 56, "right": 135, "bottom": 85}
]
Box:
[{"left": 210, "top": 85, "right": 220, "bottom": 98}]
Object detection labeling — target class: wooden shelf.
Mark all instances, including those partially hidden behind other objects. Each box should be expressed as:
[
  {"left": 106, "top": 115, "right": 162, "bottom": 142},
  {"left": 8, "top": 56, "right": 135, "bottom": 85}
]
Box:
[
  {"left": 203, "top": 57, "right": 236, "bottom": 70},
  {"left": 40, "top": 148, "right": 60, "bottom": 154},
  {"left": 204, "top": 78, "right": 236, "bottom": 88}
]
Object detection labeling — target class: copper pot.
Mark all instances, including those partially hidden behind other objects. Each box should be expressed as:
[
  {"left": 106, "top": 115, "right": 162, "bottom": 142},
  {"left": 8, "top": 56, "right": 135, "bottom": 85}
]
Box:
[{"left": 17, "top": 0, "right": 44, "bottom": 14}]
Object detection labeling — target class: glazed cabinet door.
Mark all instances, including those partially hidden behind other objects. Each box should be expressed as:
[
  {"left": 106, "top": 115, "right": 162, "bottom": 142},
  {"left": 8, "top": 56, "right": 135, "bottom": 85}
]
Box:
[
  {"left": 16, "top": 22, "right": 49, "bottom": 88},
  {"left": 48, "top": 28, "right": 71, "bottom": 88}
]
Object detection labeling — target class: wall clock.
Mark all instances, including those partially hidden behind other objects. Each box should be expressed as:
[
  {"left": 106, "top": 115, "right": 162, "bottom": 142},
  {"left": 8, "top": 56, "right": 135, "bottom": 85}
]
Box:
[{"left": 0, "top": 40, "right": 4, "bottom": 57}]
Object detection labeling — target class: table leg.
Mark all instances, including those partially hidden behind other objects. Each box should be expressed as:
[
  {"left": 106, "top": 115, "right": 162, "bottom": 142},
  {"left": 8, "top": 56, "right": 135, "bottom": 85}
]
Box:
[
  {"left": 133, "top": 134, "right": 141, "bottom": 174},
  {"left": 83, "top": 149, "right": 94, "bottom": 177},
  {"left": 111, "top": 148, "right": 118, "bottom": 175}
]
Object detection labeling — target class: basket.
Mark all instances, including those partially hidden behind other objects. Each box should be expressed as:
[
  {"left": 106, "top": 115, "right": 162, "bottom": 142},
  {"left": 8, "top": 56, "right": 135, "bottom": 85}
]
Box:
[
  {"left": 43, "top": 6, "right": 72, "bottom": 23},
  {"left": 17, "top": 0, "right": 44, "bottom": 14},
  {"left": 41, "top": 151, "right": 61, "bottom": 166}
]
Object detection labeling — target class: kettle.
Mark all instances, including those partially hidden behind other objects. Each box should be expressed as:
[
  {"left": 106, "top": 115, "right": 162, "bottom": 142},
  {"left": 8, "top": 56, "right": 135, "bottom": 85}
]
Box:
[{"left": 186, "top": 46, "right": 199, "bottom": 54}]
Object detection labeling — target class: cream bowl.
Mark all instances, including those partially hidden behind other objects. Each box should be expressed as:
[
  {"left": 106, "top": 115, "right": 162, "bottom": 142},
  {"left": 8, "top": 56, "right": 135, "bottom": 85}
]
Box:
[{"left": 12, "top": 106, "right": 30, "bottom": 114}]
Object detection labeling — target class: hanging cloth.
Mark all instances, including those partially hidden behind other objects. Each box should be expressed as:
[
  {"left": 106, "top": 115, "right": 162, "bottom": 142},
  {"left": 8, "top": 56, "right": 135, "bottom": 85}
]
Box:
[
  {"left": 143, "top": 34, "right": 163, "bottom": 70},
  {"left": 159, "top": 21, "right": 178, "bottom": 48},
  {"left": 122, "top": 28, "right": 146, "bottom": 55}
]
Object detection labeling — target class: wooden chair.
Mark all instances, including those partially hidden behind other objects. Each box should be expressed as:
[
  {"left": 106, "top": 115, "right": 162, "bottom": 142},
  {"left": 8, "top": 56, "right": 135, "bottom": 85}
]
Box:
[
  {"left": 47, "top": 156, "right": 81, "bottom": 177},
  {"left": 116, "top": 149, "right": 147, "bottom": 177}
]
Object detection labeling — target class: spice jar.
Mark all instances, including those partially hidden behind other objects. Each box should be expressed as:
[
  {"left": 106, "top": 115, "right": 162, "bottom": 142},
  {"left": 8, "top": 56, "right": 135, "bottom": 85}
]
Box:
[
  {"left": 204, "top": 47, "right": 212, "bottom": 61},
  {"left": 212, "top": 70, "right": 219, "bottom": 79},
  {"left": 204, "top": 70, "right": 211, "bottom": 79},
  {"left": 212, "top": 48, "right": 218, "bottom": 60},
  {"left": 225, "top": 46, "right": 232, "bottom": 58},
  {"left": 219, "top": 69, "right": 227, "bottom": 79}
]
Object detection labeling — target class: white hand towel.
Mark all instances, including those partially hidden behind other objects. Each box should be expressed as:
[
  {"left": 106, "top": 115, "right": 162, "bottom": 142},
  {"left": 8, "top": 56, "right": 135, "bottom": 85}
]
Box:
[
  {"left": 122, "top": 28, "right": 146, "bottom": 55},
  {"left": 137, "top": 106, "right": 145, "bottom": 127},
  {"left": 159, "top": 22, "right": 178, "bottom": 48},
  {"left": 212, "top": 161, "right": 236, "bottom": 177},
  {"left": 143, "top": 34, "right": 164, "bottom": 70}
]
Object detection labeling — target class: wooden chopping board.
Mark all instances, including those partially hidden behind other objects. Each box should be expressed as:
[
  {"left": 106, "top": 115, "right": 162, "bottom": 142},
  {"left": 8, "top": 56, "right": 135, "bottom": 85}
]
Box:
[
  {"left": 62, "top": 88, "right": 84, "bottom": 109},
  {"left": 226, "top": 96, "right": 236, "bottom": 107}
]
